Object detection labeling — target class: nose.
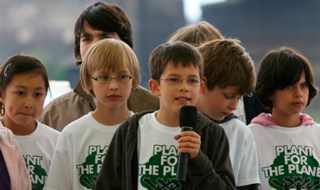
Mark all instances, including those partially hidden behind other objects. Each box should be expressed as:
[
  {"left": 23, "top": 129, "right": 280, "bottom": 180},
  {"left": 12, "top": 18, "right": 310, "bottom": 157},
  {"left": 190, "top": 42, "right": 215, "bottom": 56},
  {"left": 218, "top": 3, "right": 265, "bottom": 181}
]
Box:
[
  {"left": 108, "top": 78, "right": 119, "bottom": 90},
  {"left": 293, "top": 86, "right": 304, "bottom": 98},
  {"left": 24, "top": 96, "right": 34, "bottom": 109},
  {"left": 178, "top": 79, "right": 189, "bottom": 92}
]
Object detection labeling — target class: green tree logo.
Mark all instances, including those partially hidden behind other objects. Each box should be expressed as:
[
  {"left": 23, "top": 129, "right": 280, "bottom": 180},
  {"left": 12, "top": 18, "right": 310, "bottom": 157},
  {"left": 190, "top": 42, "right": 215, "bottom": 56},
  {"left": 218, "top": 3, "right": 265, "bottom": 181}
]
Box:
[
  {"left": 76, "top": 145, "right": 107, "bottom": 189},
  {"left": 23, "top": 155, "right": 47, "bottom": 190},
  {"left": 139, "top": 145, "right": 180, "bottom": 190},
  {"left": 262, "top": 145, "right": 320, "bottom": 190}
]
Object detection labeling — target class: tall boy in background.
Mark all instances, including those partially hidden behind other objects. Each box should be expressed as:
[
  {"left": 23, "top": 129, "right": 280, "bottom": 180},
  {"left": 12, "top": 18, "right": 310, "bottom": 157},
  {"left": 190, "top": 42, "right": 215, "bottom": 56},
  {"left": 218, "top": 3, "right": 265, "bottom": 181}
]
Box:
[
  {"left": 197, "top": 39, "right": 260, "bottom": 189},
  {"left": 40, "top": 2, "right": 159, "bottom": 131}
]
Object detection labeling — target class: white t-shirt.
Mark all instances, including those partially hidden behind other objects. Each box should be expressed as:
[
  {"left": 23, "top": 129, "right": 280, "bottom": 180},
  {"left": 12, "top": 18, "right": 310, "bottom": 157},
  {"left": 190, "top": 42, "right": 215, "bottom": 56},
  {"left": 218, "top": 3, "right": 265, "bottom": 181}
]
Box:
[
  {"left": 45, "top": 112, "right": 129, "bottom": 190},
  {"left": 249, "top": 122, "right": 320, "bottom": 190},
  {"left": 137, "top": 112, "right": 180, "bottom": 190},
  {"left": 0, "top": 121, "right": 60, "bottom": 189},
  {"left": 233, "top": 98, "right": 246, "bottom": 124},
  {"left": 220, "top": 118, "right": 260, "bottom": 186}
]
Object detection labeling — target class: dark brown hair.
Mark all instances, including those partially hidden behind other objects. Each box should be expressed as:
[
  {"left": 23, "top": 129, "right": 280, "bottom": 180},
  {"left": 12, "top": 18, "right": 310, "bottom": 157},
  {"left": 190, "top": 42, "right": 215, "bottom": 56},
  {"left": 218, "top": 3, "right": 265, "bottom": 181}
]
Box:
[{"left": 256, "top": 47, "right": 318, "bottom": 110}]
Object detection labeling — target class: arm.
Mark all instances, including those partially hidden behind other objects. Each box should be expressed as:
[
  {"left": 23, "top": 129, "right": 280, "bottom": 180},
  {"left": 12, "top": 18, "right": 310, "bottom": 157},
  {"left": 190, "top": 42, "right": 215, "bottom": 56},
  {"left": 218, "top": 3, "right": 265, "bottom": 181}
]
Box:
[
  {"left": 94, "top": 122, "right": 128, "bottom": 190},
  {"left": 186, "top": 124, "right": 236, "bottom": 189}
]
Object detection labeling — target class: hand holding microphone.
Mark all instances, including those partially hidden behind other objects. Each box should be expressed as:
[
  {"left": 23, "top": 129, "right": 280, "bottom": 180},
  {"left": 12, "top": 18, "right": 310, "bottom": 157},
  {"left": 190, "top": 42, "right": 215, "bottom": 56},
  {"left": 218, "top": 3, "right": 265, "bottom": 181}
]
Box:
[{"left": 176, "top": 105, "right": 199, "bottom": 183}]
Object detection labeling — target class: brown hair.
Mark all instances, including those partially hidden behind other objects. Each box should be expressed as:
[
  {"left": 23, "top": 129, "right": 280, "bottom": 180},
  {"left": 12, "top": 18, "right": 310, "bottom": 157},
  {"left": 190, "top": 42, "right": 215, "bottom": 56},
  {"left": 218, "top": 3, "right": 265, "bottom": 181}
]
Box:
[
  {"left": 197, "top": 38, "right": 256, "bottom": 95},
  {"left": 256, "top": 47, "right": 318, "bottom": 110},
  {"left": 149, "top": 41, "right": 203, "bottom": 81}
]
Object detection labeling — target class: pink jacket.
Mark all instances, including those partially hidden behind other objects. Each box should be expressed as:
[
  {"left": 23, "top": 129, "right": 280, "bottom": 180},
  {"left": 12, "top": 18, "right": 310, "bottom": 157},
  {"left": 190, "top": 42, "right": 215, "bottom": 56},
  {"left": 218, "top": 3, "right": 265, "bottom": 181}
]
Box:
[{"left": 0, "top": 126, "right": 31, "bottom": 190}]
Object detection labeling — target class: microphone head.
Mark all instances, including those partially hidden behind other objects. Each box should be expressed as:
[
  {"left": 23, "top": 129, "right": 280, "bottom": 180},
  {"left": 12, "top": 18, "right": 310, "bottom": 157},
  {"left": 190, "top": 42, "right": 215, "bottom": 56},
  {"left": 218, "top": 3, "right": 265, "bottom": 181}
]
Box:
[{"left": 179, "top": 105, "right": 198, "bottom": 128}]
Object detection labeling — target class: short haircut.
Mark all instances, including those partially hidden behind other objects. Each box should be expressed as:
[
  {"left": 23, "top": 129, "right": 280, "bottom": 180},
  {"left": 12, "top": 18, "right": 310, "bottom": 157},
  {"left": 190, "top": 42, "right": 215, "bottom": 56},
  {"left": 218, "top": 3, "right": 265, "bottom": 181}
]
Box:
[
  {"left": 256, "top": 47, "right": 318, "bottom": 110},
  {"left": 0, "top": 54, "right": 49, "bottom": 94},
  {"left": 74, "top": 2, "right": 133, "bottom": 64},
  {"left": 149, "top": 41, "right": 203, "bottom": 81},
  {"left": 197, "top": 38, "right": 256, "bottom": 95},
  {"left": 80, "top": 39, "right": 140, "bottom": 96},
  {"left": 168, "top": 21, "right": 224, "bottom": 47}
]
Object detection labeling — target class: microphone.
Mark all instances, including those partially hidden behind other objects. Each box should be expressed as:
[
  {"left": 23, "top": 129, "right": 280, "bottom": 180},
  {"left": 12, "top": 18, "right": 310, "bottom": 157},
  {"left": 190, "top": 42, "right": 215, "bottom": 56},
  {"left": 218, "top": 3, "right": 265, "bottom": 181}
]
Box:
[{"left": 176, "top": 105, "right": 198, "bottom": 183}]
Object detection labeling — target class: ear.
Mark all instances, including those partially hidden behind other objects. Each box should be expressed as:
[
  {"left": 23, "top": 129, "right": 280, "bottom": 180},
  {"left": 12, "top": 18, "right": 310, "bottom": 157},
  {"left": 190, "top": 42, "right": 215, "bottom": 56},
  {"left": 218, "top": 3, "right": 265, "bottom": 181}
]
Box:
[
  {"left": 199, "top": 76, "right": 206, "bottom": 94},
  {"left": 148, "top": 79, "right": 161, "bottom": 97},
  {"left": 0, "top": 91, "right": 4, "bottom": 103}
]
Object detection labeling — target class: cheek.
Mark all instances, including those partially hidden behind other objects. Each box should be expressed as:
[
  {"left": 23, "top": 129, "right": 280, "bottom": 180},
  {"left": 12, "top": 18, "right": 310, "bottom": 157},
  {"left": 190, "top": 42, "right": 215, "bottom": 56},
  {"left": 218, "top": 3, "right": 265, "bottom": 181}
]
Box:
[{"left": 80, "top": 44, "right": 89, "bottom": 60}]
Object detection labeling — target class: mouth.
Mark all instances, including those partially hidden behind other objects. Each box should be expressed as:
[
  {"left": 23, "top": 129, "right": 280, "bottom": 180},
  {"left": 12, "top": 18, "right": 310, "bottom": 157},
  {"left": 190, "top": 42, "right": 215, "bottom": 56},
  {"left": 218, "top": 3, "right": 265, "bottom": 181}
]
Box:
[
  {"left": 175, "top": 97, "right": 191, "bottom": 101},
  {"left": 20, "top": 113, "right": 34, "bottom": 116},
  {"left": 107, "top": 94, "right": 121, "bottom": 98},
  {"left": 292, "top": 102, "right": 304, "bottom": 106},
  {"left": 222, "top": 112, "right": 231, "bottom": 116}
]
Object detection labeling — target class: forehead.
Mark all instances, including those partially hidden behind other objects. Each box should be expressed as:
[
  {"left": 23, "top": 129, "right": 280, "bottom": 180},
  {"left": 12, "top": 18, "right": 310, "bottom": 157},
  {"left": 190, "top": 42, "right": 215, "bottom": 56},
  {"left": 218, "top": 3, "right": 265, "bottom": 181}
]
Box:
[
  {"left": 91, "top": 63, "right": 130, "bottom": 74},
  {"left": 162, "top": 61, "right": 199, "bottom": 75},
  {"left": 7, "top": 73, "right": 46, "bottom": 88}
]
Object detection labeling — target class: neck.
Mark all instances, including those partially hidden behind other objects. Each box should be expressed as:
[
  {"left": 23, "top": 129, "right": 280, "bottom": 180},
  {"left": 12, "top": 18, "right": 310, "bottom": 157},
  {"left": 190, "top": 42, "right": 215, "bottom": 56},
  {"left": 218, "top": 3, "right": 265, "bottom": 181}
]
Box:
[
  {"left": 155, "top": 110, "right": 179, "bottom": 127},
  {"left": 1, "top": 118, "right": 36, "bottom": 135},
  {"left": 93, "top": 105, "right": 131, "bottom": 126},
  {"left": 271, "top": 111, "right": 301, "bottom": 128}
]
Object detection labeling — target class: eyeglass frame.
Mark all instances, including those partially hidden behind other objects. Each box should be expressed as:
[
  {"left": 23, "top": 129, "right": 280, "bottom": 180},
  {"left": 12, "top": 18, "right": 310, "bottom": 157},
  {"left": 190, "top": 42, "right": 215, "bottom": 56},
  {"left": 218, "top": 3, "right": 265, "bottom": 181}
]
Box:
[
  {"left": 160, "top": 76, "right": 202, "bottom": 87},
  {"left": 91, "top": 74, "right": 132, "bottom": 84}
]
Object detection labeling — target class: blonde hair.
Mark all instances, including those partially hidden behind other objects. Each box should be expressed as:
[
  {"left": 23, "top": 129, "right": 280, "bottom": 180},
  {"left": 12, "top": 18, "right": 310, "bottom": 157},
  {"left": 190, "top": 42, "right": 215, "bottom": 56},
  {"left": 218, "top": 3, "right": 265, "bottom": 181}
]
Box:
[
  {"left": 80, "top": 38, "right": 140, "bottom": 96},
  {"left": 168, "top": 21, "right": 224, "bottom": 47}
]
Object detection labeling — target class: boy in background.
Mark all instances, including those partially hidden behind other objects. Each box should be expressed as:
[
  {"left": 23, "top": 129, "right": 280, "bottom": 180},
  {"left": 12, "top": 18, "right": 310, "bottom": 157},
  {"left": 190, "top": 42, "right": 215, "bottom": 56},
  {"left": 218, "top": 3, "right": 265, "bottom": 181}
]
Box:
[
  {"left": 40, "top": 2, "right": 159, "bottom": 131},
  {"left": 168, "top": 21, "right": 266, "bottom": 124},
  {"left": 94, "top": 41, "right": 235, "bottom": 189},
  {"left": 197, "top": 39, "right": 260, "bottom": 189}
]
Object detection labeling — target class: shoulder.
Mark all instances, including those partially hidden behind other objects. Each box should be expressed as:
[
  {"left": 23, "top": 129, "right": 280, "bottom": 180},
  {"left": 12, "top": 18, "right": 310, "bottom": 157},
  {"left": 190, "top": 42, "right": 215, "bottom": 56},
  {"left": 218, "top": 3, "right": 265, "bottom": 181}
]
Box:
[
  {"left": 0, "top": 126, "right": 19, "bottom": 148},
  {"left": 116, "top": 111, "right": 153, "bottom": 135},
  {"left": 62, "top": 113, "right": 92, "bottom": 132},
  {"left": 37, "top": 122, "right": 61, "bottom": 135},
  {"left": 128, "top": 86, "right": 159, "bottom": 112},
  {"left": 196, "top": 113, "right": 226, "bottom": 136},
  {"left": 223, "top": 118, "right": 253, "bottom": 135}
]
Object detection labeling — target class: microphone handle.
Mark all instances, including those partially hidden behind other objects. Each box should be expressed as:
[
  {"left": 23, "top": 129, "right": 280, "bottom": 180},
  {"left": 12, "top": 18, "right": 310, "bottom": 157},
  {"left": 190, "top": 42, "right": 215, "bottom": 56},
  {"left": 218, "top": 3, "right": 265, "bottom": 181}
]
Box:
[{"left": 177, "top": 126, "right": 193, "bottom": 183}]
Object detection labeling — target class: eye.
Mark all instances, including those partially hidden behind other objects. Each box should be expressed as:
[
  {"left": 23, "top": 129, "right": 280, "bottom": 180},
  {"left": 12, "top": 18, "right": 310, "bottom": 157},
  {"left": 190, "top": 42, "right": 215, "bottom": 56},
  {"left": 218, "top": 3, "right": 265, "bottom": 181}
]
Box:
[
  {"left": 97, "top": 76, "right": 109, "bottom": 82},
  {"left": 167, "top": 77, "right": 180, "bottom": 83},
  {"left": 35, "top": 92, "right": 44, "bottom": 97},
  {"left": 80, "top": 35, "right": 91, "bottom": 42},
  {"left": 284, "top": 85, "right": 293, "bottom": 89},
  {"left": 187, "top": 78, "right": 200, "bottom": 86},
  {"left": 301, "top": 83, "right": 309, "bottom": 89},
  {"left": 117, "top": 74, "right": 131, "bottom": 82},
  {"left": 16, "top": 91, "right": 25, "bottom": 96},
  {"left": 224, "top": 94, "right": 236, "bottom": 100}
]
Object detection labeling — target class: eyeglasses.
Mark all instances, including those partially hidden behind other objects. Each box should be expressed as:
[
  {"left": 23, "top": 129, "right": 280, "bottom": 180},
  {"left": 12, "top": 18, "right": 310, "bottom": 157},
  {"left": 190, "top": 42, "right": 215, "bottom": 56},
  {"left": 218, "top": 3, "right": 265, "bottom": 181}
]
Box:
[
  {"left": 161, "top": 76, "right": 201, "bottom": 87},
  {"left": 91, "top": 74, "right": 132, "bottom": 84}
]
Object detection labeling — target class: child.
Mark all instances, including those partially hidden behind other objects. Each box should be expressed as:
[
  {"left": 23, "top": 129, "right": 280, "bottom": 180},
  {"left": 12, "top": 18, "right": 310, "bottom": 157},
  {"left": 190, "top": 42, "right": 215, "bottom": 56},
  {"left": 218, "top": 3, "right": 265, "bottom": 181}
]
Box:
[
  {"left": 0, "top": 126, "right": 31, "bottom": 189},
  {"left": 168, "top": 21, "right": 267, "bottom": 125},
  {"left": 0, "top": 55, "right": 60, "bottom": 190},
  {"left": 248, "top": 47, "right": 319, "bottom": 190},
  {"left": 168, "top": 20, "right": 224, "bottom": 47},
  {"left": 40, "top": 2, "right": 159, "bottom": 132},
  {"left": 45, "top": 38, "right": 140, "bottom": 189},
  {"left": 94, "top": 41, "right": 236, "bottom": 189},
  {"left": 196, "top": 39, "right": 260, "bottom": 189}
]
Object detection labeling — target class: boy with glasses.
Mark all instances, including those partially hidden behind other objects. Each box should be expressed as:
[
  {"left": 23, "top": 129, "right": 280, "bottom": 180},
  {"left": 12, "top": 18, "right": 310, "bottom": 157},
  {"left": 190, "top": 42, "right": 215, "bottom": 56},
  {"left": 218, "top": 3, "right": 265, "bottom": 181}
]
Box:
[
  {"left": 94, "top": 41, "right": 235, "bottom": 190},
  {"left": 45, "top": 39, "right": 139, "bottom": 189}
]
